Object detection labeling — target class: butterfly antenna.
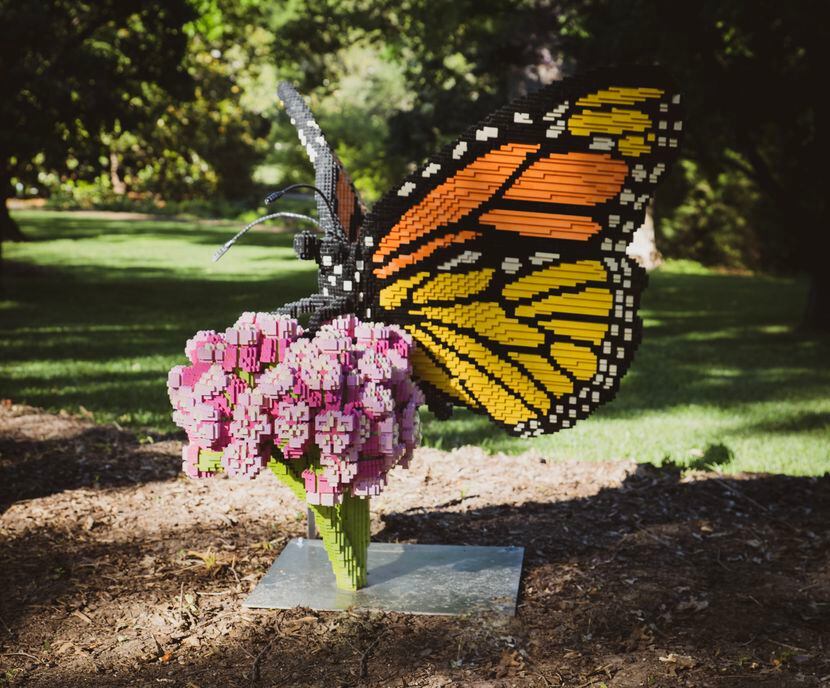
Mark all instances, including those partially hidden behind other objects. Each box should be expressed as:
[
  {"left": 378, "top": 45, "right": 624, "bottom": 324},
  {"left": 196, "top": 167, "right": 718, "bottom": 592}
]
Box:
[
  {"left": 212, "top": 212, "right": 321, "bottom": 262},
  {"left": 264, "top": 183, "right": 341, "bottom": 237}
]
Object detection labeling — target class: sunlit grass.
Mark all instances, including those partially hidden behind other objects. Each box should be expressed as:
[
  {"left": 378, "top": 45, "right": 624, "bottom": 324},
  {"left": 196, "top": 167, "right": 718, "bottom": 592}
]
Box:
[{"left": 3, "top": 210, "right": 829, "bottom": 475}]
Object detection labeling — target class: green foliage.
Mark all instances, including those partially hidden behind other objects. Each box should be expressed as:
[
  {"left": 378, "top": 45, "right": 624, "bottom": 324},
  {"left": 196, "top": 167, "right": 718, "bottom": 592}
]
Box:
[
  {"left": 3, "top": 4, "right": 829, "bottom": 327},
  {"left": 3, "top": 211, "right": 828, "bottom": 475},
  {"left": 4, "top": 1, "right": 826, "bottom": 290},
  {"left": 657, "top": 159, "right": 763, "bottom": 270},
  {"left": 267, "top": 0, "right": 557, "bottom": 186},
  {"left": 2, "top": 0, "right": 274, "bottom": 216},
  {"left": 0, "top": 0, "right": 195, "bottom": 195}
]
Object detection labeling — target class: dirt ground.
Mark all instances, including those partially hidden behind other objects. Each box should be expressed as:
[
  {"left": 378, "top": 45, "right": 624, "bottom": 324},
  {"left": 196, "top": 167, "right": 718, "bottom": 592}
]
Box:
[{"left": 1, "top": 404, "right": 828, "bottom": 687}]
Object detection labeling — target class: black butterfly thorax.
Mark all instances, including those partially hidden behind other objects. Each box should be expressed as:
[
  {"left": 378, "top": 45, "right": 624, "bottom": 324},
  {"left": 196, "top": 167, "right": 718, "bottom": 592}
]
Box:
[
  {"left": 312, "top": 231, "right": 384, "bottom": 322},
  {"left": 316, "top": 235, "right": 360, "bottom": 304},
  {"left": 281, "top": 228, "right": 376, "bottom": 331}
]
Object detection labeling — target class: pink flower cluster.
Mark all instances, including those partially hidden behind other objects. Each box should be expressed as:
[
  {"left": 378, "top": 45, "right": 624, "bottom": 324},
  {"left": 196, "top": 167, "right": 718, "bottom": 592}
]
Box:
[{"left": 167, "top": 313, "right": 423, "bottom": 505}]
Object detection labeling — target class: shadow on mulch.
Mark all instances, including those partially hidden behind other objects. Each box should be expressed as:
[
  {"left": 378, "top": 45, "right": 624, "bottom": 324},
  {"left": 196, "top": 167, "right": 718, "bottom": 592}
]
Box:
[
  {"left": 0, "top": 424, "right": 180, "bottom": 513},
  {"left": 2, "top": 463, "right": 828, "bottom": 687}
]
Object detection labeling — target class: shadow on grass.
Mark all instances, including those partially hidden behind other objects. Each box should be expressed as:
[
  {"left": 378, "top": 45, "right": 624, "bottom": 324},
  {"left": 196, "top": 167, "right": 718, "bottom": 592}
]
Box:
[
  {"left": 738, "top": 411, "right": 830, "bottom": 435},
  {"left": 4, "top": 211, "right": 830, "bottom": 457},
  {"left": 1, "top": 254, "right": 318, "bottom": 422},
  {"left": 1, "top": 465, "right": 827, "bottom": 686}
]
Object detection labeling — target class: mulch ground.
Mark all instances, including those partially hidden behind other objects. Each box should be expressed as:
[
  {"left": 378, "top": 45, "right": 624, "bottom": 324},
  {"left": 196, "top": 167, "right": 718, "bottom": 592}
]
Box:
[{"left": 1, "top": 403, "right": 828, "bottom": 687}]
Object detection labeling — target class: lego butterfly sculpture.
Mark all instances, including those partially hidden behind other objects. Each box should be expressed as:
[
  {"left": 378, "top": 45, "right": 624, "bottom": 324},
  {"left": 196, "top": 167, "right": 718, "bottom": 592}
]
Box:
[
  {"left": 274, "top": 67, "right": 682, "bottom": 438},
  {"left": 171, "top": 67, "right": 682, "bottom": 590}
]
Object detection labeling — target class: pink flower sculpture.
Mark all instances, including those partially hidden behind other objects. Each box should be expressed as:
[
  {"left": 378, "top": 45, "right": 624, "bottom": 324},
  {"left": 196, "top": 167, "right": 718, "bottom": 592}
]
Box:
[{"left": 167, "top": 313, "right": 423, "bottom": 505}]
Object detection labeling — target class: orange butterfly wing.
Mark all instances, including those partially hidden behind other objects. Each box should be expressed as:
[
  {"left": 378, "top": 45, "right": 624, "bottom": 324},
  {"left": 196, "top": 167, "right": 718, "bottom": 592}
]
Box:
[
  {"left": 357, "top": 68, "right": 682, "bottom": 436},
  {"left": 278, "top": 82, "right": 366, "bottom": 240}
]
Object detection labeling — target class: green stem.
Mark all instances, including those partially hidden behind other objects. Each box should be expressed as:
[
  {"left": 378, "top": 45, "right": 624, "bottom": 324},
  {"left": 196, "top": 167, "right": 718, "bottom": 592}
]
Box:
[{"left": 268, "top": 459, "right": 370, "bottom": 590}]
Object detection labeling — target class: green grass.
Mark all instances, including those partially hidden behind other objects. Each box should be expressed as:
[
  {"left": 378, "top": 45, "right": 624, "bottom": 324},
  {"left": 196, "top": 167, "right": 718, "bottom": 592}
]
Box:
[{"left": 2, "top": 210, "right": 829, "bottom": 475}]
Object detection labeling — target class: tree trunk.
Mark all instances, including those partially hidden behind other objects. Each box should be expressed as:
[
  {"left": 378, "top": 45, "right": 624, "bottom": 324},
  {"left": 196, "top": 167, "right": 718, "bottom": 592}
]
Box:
[
  {"left": 0, "top": 166, "right": 26, "bottom": 295},
  {"left": 0, "top": 170, "right": 25, "bottom": 242},
  {"left": 803, "top": 270, "right": 830, "bottom": 332},
  {"left": 626, "top": 205, "right": 663, "bottom": 271},
  {"left": 109, "top": 150, "right": 126, "bottom": 195}
]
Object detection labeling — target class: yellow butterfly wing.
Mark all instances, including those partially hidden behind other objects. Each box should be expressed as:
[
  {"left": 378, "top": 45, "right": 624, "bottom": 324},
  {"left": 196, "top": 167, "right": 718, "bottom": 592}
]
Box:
[{"left": 359, "top": 69, "right": 682, "bottom": 436}]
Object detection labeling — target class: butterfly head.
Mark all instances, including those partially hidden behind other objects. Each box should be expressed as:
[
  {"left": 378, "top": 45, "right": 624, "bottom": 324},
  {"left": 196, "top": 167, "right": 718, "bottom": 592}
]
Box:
[{"left": 293, "top": 229, "right": 320, "bottom": 261}]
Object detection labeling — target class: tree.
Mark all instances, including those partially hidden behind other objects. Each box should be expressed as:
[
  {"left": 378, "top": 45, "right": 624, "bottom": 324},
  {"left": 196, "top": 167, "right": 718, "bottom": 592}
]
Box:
[
  {"left": 0, "top": 0, "right": 195, "bottom": 253},
  {"left": 93, "top": 1, "right": 272, "bottom": 206}
]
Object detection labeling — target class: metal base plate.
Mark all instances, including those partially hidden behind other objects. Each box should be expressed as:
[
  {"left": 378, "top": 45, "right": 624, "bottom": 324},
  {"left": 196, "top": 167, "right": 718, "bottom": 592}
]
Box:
[{"left": 243, "top": 538, "right": 524, "bottom": 616}]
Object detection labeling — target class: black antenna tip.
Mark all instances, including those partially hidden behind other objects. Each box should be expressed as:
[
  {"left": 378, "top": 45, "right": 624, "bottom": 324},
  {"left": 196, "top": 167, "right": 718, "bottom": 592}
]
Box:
[{"left": 264, "top": 190, "right": 284, "bottom": 206}]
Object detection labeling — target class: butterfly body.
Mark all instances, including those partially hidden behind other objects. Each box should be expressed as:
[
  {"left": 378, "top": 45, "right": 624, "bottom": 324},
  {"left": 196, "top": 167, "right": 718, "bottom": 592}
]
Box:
[
  {"left": 277, "top": 68, "right": 682, "bottom": 437},
  {"left": 277, "top": 226, "right": 361, "bottom": 332}
]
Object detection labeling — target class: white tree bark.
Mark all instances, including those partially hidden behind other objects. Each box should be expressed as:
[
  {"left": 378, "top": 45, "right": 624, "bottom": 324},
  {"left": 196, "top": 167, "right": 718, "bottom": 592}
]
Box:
[{"left": 626, "top": 205, "right": 663, "bottom": 271}]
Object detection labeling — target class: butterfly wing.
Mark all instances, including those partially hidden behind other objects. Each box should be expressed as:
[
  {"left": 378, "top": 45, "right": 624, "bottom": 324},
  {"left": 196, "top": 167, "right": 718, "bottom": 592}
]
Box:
[
  {"left": 277, "top": 82, "right": 366, "bottom": 240},
  {"left": 357, "top": 67, "right": 682, "bottom": 437}
]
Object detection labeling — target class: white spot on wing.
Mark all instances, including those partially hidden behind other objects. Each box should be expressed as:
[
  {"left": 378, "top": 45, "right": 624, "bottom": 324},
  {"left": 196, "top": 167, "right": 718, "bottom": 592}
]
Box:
[
  {"left": 422, "top": 162, "right": 441, "bottom": 178},
  {"left": 501, "top": 257, "right": 522, "bottom": 274},
  {"left": 590, "top": 137, "right": 615, "bottom": 151},
  {"left": 438, "top": 250, "right": 482, "bottom": 271},
  {"left": 530, "top": 251, "right": 559, "bottom": 266},
  {"left": 476, "top": 126, "right": 498, "bottom": 141},
  {"left": 452, "top": 141, "right": 468, "bottom": 159},
  {"left": 398, "top": 181, "right": 416, "bottom": 197},
  {"left": 543, "top": 102, "right": 569, "bottom": 121},
  {"left": 546, "top": 118, "right": 566, "bottom": 139}
]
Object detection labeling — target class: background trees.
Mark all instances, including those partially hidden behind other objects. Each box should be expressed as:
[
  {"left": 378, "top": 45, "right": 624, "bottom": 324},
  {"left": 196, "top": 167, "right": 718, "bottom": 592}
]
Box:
[
  {"left": 0, "top": 0, "right": 194, "bottom": 241},
  {"left": 2, "top": 0, "right": 826, "bottom": 328}
]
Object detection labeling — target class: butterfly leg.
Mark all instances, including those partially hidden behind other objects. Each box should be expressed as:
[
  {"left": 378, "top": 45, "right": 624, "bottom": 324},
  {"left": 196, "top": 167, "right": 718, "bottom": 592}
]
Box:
[
  {"left": 428, "top": 397, "right": 454, "bottom": 420},
  {"left": 307, "top": 295, "right": 353, "bottom": 332},
  {"left": 275, "top": 294, "right": 354, "bottom": 333},
  {"left": 275, "top": 295, "right": 328, "bottom": 318}
]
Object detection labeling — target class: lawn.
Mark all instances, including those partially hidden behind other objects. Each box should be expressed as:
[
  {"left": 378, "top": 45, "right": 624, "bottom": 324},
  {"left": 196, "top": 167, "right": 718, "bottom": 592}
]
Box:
[{"left": 2, "top": 209, "right": 828, "bottom": 475}]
